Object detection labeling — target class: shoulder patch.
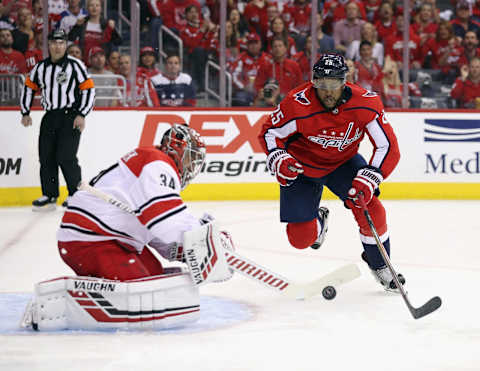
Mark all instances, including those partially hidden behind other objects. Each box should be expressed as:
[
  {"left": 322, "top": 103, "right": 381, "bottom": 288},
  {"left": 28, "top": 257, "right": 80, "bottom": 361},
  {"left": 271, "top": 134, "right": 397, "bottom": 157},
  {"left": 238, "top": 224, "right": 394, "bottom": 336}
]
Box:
[
  {"left": 293, "top": 88, "right": 311, "bottom": 105},
  {"left": 362, "top": 90, "right": 378, "bottom": 98}
]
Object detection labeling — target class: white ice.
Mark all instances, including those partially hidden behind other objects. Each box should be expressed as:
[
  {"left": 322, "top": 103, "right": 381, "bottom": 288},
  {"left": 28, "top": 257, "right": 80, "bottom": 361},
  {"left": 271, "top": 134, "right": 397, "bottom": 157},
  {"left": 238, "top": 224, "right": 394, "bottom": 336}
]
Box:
[{"left": 1, "top": 200, "right": 479, "bottom": 371}]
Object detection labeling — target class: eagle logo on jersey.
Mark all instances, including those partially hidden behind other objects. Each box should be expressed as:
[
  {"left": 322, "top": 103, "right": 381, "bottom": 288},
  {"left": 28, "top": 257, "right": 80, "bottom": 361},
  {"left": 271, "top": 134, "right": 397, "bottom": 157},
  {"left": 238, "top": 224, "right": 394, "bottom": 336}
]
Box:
[
  {"left": 293, "top": 88, "right": 311, "bottom": 105},
  {"left": 307, "top": 122, "right": 363, "bottom": 151}
]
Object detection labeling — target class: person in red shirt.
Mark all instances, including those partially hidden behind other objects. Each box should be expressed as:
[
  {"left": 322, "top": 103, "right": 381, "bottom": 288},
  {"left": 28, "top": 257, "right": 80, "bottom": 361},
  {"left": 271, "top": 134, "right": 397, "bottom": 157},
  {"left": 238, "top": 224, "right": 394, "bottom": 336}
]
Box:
[
  {"left": 355, "top": 40, "right": 383, "bottom": 94},
  {"left": 231, "top": 32, "right": 269, "bottom": 106},
  {"left": 161, "top": 0, "right": 203, "bottom": 32},
  {"left": 254, "top": 36, "right": 303, "bottom": 99},
  {"left": 450, "top": 57, "right": 480, "bottom": 108},
  {"left": 411, "top": 3, "right": 438, "bottom": 47},
  {"left": 24, "top": 28, "right": 42, "bottom": 72},
  {"left": 283, "top": 0, "right": 311, "bottom": 36},
  {"left": 384, "top": 14, "right": 423, "bottom": 69},
  {"left": 374, "top": 2, "right": 396, "bottom": 42},
  {"left": 0, "top": 28, "right": 27, "bottom": 74},
  {"left": 138, "top": 46, "right": 160, "bottom": 78},
  {"left": 243, "top": 0, "right": 271, "bottom": 39},
  {"left": 117, "top": 53, "right": 160, "bottom": 107},
  {"left": 257, "top": 53, "right": 405, "bottom": 292},
  {"left": 179, "top": 4, "right": 216, "bottom": 90}
]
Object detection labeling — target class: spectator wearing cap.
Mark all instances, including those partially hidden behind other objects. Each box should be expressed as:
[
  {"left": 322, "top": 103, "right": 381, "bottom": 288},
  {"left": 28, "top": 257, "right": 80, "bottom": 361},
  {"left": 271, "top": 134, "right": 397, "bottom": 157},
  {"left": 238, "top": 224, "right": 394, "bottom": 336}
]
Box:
[
  {"left": 150, "top": 53, "right": 196, "bottom": 107},
  {"left": 138, "top": 46, "right": 160, "bottom": 79},
  {"left": 88, "top": 46, "right": 121, "bottom": 107},
  {"left": 57, "top": 0, "right": 87, "bottom": 34},
  {"left": 68, "top": 0, "right": 121, "bottom": 65},
  {"left": 231, "top": 32, "right": 270, "bottom": 105},
  {"left": 451, "top": 56, "right": 480, "bottom": 108},
  {"left": 254, "top": 77, "right": 282, "bottom": 107},
  {"left": 0, "top": 28, "right": 27, "bottom": 75},
  {"left": 180, "top": 4, "right": 216, "bottom": 91},
  {"left": 333, "top": 2, "right": 366, "bottom": 54},
  {"left": 254, "top": 36, "right": 302, "bottom": 99},
  {"left": 19, "top": 29, "right": 94, "bottom": 210},
  {"left": 450, "top": 0, "right": 480, "bottom": 39}
]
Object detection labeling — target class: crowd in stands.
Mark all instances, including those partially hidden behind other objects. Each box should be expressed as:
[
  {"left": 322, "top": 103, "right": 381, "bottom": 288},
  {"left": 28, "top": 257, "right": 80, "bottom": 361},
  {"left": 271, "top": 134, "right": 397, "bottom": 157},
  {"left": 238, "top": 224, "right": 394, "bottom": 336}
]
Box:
[{"left": 2, "top": 0, "right": 480, "bottom": 108}]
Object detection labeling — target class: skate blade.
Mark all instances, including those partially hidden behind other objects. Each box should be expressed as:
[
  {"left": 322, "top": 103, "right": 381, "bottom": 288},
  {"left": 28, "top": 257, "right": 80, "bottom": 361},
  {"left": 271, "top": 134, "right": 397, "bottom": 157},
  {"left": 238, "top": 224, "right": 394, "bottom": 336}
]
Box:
[{"left": 32, "top": 204, "right": 56, "bottom": 212}]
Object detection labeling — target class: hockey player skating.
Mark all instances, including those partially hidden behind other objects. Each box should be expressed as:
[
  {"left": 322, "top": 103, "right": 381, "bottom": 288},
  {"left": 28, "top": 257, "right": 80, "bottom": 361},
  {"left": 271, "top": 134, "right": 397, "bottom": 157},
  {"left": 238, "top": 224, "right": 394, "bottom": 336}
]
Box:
[
  {"left": 22, "top": 124, "right": 235, "bottom": 331},
  {"left": 258, "top": 53, "right": 405, "bottom": 292}
]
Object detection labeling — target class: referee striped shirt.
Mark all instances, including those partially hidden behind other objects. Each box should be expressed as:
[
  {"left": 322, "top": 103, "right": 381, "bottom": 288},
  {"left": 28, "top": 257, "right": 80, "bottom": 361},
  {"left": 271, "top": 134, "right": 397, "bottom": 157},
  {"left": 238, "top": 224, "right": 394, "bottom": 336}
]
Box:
[{"left": 20, "top": 55, "right": 95, "bottom": 116}]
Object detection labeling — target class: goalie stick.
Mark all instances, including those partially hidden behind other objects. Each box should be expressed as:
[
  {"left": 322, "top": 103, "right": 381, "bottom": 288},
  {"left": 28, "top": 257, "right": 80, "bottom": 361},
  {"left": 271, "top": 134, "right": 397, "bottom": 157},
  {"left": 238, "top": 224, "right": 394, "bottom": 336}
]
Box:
[
  {"left": 357, "top": 194, "right": 442, "bottom": 319},
  {"left": 77, "top": 181, "right": 361, "bottom": 300}
]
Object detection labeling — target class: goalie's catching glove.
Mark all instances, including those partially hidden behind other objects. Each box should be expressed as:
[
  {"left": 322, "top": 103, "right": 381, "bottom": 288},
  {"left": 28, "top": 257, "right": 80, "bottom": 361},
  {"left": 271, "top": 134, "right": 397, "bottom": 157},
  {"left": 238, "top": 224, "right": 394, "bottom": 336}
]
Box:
[
  {"left": 267, "top": 149, "right": 304, "bottom": 187},
  {"left": 345, "top": 166, "right": 383, "bottom": 209}
]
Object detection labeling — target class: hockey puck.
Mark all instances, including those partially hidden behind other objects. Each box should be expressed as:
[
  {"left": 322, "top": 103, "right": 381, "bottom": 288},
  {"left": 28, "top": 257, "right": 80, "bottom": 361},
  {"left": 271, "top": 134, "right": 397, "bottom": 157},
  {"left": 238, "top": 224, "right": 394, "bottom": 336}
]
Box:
[{"left": 322, "top": 286, "right": 336, "bottom": 300}]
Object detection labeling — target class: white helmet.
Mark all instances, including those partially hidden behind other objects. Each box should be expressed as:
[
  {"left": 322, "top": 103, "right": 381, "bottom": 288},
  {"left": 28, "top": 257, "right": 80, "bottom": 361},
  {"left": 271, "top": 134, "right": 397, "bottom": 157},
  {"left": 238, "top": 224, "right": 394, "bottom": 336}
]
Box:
[{"left": 160, "top": 124, "right": 206, "bottom": 189}]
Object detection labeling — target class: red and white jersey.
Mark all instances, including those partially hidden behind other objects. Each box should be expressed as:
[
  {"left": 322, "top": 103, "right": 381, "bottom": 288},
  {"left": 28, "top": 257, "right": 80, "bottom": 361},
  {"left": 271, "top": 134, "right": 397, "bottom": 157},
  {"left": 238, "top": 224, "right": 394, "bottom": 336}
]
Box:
[
  {"left": 57, "top": 147, "right": 201, "bottom": 253},
  {"left": 258, "top": 82, "right": 400, "bottom": 179}
]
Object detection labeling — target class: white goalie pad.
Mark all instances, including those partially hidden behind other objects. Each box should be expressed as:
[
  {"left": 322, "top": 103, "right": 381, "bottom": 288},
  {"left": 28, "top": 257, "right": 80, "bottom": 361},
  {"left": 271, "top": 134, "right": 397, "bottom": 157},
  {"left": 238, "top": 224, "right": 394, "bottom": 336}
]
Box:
[
  {"left": 21, "top": 273, "right": 200, "bottom": 331},
  {"left": 183, "top": 222, "right": 233, "bottom": 285}
]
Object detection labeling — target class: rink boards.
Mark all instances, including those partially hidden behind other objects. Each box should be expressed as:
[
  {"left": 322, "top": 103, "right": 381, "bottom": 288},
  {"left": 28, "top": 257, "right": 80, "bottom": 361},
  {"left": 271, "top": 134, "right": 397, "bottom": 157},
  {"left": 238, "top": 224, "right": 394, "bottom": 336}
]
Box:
[{"left": 0, "top": 107, "right": 479, "bottom": 206}]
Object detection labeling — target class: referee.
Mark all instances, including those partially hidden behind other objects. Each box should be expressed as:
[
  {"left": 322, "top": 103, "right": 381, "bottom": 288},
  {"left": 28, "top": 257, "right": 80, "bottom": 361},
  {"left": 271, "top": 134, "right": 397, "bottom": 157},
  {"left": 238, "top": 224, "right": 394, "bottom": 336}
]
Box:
[{"left": 20, "top": 29, "right": 95, "bottom": 211}]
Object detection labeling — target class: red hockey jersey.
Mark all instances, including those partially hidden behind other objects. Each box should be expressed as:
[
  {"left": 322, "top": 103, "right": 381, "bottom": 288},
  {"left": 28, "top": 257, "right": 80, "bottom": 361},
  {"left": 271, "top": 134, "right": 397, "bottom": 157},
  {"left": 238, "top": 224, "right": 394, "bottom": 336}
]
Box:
[{"left": 258, "top": 82, "right": 400, "bottom": 179}]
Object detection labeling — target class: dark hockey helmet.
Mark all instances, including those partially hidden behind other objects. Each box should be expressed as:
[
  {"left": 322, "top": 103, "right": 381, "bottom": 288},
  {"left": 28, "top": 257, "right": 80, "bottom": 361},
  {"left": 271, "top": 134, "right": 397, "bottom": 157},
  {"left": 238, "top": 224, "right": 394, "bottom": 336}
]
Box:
[
  {"left": 312, "top": 53, "right": 348, "bottom": 89},
  {"left": 160, "top": 124, "right": 206, "bottom": 189}
]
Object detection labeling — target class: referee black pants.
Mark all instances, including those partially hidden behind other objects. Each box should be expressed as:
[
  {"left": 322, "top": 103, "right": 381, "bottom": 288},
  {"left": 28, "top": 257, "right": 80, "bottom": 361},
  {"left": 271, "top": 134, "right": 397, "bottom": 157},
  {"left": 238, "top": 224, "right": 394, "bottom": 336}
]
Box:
[{"left": 39, "top": 110, "right": 81, "bottom": 198}]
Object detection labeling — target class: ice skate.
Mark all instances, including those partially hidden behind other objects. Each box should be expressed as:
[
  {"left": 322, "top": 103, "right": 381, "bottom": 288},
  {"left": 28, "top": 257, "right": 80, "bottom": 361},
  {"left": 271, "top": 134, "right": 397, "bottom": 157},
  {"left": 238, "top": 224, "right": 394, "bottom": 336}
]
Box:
[
  {"left": 310, "top": 207, "right": 329, "bottom": 250},
  {"left": 32, "top": 196, "right": 57, "bottom": 212},
  {"left": 361, "top": 252, "right": 406, "bottom": 293}
]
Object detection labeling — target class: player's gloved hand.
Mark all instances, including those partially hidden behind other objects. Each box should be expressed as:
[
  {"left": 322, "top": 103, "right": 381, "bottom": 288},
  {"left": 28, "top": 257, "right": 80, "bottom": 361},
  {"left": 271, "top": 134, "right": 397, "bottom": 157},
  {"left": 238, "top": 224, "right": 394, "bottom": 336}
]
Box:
[
  {"left": 267, "top": 149, "right": 304, "bottom": 187},
  {"left": 345, "top": 166, "right": 383, "bottom": 209}
]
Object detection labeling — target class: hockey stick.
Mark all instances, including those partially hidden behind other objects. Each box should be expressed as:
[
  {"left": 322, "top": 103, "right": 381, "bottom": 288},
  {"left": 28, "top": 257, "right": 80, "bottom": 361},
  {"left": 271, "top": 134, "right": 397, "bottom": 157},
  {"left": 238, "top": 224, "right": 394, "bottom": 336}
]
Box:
[
  {"left": 357, "top": 194, "right": 441, "bottom": 319},
  {"left": 77, "top": 181, "right": 360, "bottom": 300}
]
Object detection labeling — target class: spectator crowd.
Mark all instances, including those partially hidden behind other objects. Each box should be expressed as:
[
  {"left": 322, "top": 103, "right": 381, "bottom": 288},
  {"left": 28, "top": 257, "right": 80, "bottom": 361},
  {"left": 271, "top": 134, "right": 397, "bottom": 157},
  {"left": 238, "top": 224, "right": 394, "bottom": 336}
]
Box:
[{"left": 2, "top": 0, "right": 480, "bottom": 108}]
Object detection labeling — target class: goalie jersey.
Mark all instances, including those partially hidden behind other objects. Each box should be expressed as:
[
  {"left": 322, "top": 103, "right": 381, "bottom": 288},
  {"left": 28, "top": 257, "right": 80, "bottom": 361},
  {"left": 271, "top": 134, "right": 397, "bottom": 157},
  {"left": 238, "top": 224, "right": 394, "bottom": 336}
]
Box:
[
  {"left": 57, "top": 147, "right": 201, "bottom": 253},
  {"left": 258, "top": 81, "right": 400, "bottom": 179}
]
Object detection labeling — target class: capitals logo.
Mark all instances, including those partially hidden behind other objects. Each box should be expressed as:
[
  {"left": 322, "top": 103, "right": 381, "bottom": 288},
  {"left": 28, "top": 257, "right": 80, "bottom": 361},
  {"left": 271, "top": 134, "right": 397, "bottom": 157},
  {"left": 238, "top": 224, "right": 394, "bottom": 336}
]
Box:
[{"left": 293, "top": 88, "right": 311, "bottom": 105}]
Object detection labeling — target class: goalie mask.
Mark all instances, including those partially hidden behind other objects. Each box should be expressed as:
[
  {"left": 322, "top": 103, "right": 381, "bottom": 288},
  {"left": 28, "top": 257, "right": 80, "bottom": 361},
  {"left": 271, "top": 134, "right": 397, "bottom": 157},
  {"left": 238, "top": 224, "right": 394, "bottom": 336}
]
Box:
[{"left": 160, "top": 124, "right": 206, "bottom": 189}]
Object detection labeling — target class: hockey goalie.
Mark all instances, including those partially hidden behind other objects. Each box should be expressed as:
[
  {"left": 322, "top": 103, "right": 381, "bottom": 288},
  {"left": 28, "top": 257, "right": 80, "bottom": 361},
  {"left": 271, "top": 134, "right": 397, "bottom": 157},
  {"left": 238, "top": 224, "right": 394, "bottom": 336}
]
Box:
[{"left": 21, "top": 124, "right": 235, "bottom": 331}]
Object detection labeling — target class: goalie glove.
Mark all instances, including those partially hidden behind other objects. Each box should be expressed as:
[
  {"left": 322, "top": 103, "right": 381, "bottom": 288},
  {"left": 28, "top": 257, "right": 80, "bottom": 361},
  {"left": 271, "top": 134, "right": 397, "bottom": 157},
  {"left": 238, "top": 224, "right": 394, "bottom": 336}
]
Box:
[
  {"left": 345, "top": 166, "right": 383, "bottom": 209},
  {"left": 267, "top": 149, "right": 304, "bottom": 187}
]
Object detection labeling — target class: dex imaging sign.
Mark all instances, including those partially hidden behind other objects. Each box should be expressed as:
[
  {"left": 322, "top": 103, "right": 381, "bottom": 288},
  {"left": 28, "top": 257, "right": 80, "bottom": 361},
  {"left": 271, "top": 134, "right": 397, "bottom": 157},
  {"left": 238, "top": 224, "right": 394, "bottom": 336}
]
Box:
[{"left": 424, "top": 119, "right": 480, "bottom": 175}]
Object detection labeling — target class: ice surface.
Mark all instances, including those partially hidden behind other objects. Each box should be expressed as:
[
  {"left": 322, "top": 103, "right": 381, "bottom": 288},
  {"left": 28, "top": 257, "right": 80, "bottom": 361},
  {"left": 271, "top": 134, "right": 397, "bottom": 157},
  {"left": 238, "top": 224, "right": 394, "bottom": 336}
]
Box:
[{"left": 1, "top": 200, "right": 479, "bottom": 371}]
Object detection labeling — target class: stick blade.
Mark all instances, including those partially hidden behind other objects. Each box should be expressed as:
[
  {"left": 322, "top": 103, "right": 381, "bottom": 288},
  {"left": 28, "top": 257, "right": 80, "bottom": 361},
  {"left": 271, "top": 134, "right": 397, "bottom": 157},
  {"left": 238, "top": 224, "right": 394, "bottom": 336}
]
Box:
[{"left": 412, "top": 296, "right": 442, "bottom": 319}]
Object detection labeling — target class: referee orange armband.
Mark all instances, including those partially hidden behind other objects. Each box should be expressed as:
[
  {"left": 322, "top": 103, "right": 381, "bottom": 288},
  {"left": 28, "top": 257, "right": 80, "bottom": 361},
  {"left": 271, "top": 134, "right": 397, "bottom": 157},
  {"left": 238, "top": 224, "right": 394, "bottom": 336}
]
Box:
[
  {"left": 79, "top": 78, "right": 94, "bottom": 90},
  {"left": 25, "top": 76, "right": 39, "bottom": 91}
]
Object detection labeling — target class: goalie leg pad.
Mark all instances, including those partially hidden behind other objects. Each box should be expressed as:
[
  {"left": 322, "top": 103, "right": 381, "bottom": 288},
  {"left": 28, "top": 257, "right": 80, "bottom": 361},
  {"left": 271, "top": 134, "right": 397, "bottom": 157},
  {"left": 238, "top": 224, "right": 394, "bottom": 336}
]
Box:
[
  {"left": 286, "top": 219, "right": 318, "bottom": 249},
  {"left": 22, "top": 273, "right": 200, "bottom": 331}
]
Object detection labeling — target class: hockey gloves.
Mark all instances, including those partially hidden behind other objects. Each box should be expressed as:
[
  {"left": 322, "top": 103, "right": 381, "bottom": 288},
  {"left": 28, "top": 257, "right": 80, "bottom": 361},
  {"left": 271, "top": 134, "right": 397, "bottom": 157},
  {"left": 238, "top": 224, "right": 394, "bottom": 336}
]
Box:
[
  {"left": 345, "top": 166, "right": 383, "bottom": 208},
  {"left": 267, "top": 149, "right": 304, "bottom": 187}
]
